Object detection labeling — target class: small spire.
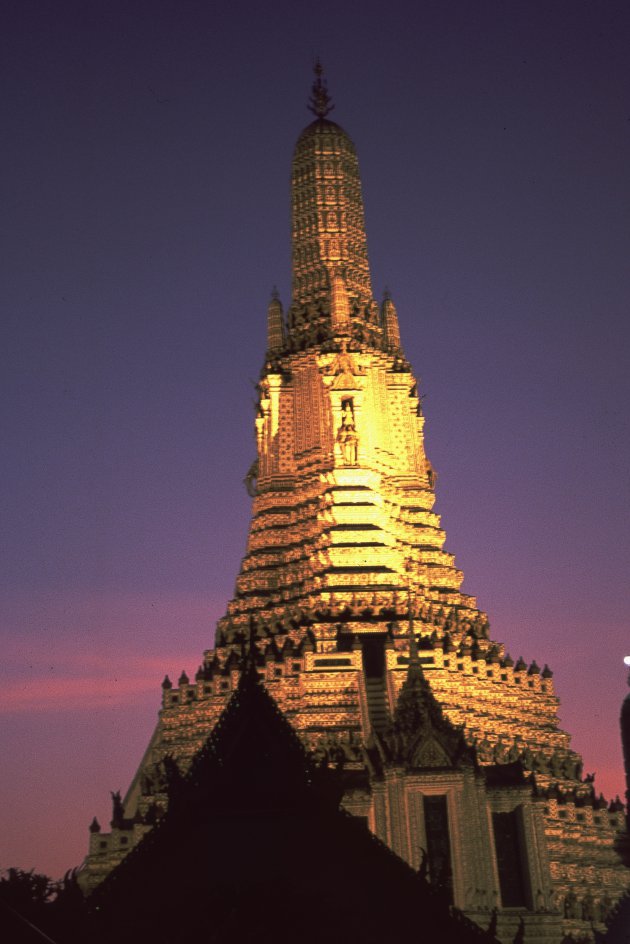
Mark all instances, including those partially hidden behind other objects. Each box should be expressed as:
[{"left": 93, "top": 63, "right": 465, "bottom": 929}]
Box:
[
  {"left": 308, "top": 59, "right": 334, "bottom": 119},
  {"left": 381, "top": 290, "right": 401, "bottom": 350},
  {"left": 267, "top": 289, "right": 285, "bottom": 353}
]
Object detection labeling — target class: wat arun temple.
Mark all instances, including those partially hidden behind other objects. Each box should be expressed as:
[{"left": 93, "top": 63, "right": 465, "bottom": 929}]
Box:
[{"left": 79, "top": 69, "right": 629, "bottom": 942}]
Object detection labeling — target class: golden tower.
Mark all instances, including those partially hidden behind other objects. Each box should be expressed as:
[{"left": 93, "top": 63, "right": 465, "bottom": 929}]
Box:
[{"left": 81, "top": 67, "right": 628, "bottom": 942}]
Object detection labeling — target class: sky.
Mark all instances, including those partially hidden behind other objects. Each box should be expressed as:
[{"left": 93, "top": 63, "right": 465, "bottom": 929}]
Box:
[{"left": 1, "top": 0, "right": 629, "bottom": 879}]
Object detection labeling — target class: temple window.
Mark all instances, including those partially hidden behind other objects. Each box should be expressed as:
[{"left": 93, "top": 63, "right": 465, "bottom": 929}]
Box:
[
  {"left": 492, "top": 808, "right": 529, "bottom": 908},
  {"left": 423, "top": 794, "right": 452, "bottom": 902}
]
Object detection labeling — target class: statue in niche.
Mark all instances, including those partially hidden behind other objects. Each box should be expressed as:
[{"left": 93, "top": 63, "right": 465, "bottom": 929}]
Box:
[
  {"left": 337, "top": 398, "right": 359, "bottom": 465},
  {"left": 337, "top": 423, "right": 358, "bottom": 466},
  {"left": 341, "top": 399, "right": 353, "bottom": 426}
]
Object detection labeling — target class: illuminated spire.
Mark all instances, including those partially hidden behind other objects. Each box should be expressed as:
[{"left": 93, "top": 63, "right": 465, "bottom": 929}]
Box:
[
  {"left": 291, "top": 73, "right": 373, "bottom": 312},
  {"left": 266, "top": 287, "right": 285, "bottom": 353}
]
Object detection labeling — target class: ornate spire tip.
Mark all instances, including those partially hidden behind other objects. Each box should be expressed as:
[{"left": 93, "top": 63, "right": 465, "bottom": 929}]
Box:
[{"left": 308, "top": 59, "right": 334, "bottom": 119}]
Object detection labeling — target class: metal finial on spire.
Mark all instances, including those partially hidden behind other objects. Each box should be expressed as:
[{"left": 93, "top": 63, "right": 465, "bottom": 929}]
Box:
[{"left": 308, "top": 59, "right": 334, "bottom": 119}]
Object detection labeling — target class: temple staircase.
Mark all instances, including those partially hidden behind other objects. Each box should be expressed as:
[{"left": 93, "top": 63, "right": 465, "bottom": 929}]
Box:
[{"left": 364, "top": 676, "right": 390, "bottom": 735}]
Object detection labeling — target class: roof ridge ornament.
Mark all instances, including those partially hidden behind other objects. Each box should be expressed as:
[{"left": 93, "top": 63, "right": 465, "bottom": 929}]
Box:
[{"left": 308, "top": 59, "right": 334, "bottom": 119}]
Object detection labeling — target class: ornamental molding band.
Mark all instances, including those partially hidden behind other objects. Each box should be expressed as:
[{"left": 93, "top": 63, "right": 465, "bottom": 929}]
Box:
[{"left": 80, "top": 67, "right": 629, "bottom": 943}]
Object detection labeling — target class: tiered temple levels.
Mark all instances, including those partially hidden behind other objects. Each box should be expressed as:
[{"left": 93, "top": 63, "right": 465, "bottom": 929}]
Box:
[{"left": 80, "top": 68, "right": 629, "bottom": 942}]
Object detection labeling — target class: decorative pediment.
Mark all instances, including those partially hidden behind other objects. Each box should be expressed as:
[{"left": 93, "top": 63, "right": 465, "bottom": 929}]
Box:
[
  {"left": 321, "top": 340, "right": 365, "bottom": 390},
  {"left": 410, "top": 735, "right": 452, "bottom": 769},
  {"left": 372, "top": 658, "right": 477, "bottom": 772}
]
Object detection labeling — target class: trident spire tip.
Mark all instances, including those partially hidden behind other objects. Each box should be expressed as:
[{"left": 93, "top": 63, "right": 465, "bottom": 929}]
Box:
[{"left": 308, "top": 58, "right": 334, "bottom": 119}]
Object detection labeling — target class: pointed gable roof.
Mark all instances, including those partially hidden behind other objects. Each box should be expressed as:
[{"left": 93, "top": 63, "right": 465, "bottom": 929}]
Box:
[
  {"left": 180, "top": 657, "right": 343, "bottom": 814},
  {"left": 369, "top": 655, "right": 477, "bottom": 773},
  {"left": 82, "top": 663, "right": 493, "bottom": 944}
]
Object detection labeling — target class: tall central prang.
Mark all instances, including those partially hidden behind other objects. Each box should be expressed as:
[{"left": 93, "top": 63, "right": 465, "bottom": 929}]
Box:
[
  {"left": 80, "top": 67, "right": 629, "bottom": 943},
  {"left": 227, "top": 61, "right": 467, "bottom": 645}
]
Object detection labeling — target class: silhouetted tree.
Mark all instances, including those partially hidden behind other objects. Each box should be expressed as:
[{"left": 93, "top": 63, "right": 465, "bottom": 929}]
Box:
[{"left": 0, "top": 868, "right": 57, "bottom": 941}]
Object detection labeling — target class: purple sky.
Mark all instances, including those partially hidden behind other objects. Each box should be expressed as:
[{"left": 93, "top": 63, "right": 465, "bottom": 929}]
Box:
[{"left": 2, "top": 1, "right": 629, "bottom": 879}]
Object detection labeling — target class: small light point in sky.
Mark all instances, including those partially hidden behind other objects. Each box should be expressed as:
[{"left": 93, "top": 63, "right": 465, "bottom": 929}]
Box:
[{"left": 624, "top": 656, "right": 630, "bottom": 667}]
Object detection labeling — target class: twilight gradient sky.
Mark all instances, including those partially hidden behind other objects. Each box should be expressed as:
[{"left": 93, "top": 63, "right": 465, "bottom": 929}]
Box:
[{"left": 2, "top": 1, "right": 629, "bottom": 879}]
